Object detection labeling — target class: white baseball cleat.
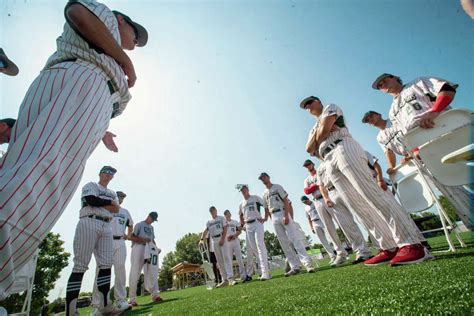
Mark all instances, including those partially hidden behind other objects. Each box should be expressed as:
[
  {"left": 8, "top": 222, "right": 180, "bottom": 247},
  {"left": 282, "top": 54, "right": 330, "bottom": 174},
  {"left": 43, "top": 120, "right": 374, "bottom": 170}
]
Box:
[
  {"left": 259, "top": 274, "right": 272, "bottom": 281},
  {"left": 328, "top": 256, "right": 336, "bottom": 265},
  {"left": 228, "top": 278, "right": 236, "bottom": 286},
  {"left": 330, "top": 255, "right": 347, "bottom": 267},
  {"left": 216, "top": 280, "right": 229, "bottom": 288},
  {"left": 284, "top": 268, "right": 300, "bottom": 277}
]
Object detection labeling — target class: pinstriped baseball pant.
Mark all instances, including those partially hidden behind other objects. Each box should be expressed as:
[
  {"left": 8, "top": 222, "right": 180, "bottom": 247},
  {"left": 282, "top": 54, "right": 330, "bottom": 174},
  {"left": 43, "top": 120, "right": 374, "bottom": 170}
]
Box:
[
  {"left": 327, "top": 190, "right": 372, "bottom": 258},
  {"left": 324, "top": 137, "right": 421, "bottom": 250},
  {"left": 311, "top": 224, "right": 335, "bottom": 258},
  {"left": 0, "top": 61, "right": 114, "bottom": 298},
  {"left": 313, "top": 199, "right": 347, "bottom": 257}
]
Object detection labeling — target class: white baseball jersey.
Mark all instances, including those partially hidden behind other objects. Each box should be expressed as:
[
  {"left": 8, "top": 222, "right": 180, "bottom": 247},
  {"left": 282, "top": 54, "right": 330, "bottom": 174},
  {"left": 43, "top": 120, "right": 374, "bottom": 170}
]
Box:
[
  {"left": 111, "top": 207, "right": 133, "bottom": 237},
  {"left": 144, "top": 243, "right": 160, "bottom": 296},
  {"left": 206, "top": 216, "right": 226, "bottom": 238},
  {"left": 132, "top": 221, "right": 155, "bottom": 246},
  {"left": 376, "top": 120, "right": 406, "bottom": 156},
  {"left": 304, "top": 172, "right": 323, "bottom": 200},
  {"left": 262, "top": 184, "right": 288, "bottom": 223},
  {"left": 388, "top": 77, "right": 456, "bottom": 133},
  {"left": 45, "top": 0, "right": 131, "bottom": 118},
  {"left": 239, "top": 195, "right": 264, "bottom": 222},
  {"left": 226, "top": 219, "right": 241, "bottom": 236},
  {"left": 304, "top": 203, "right": 322, "bottom": 224},
  {"left": 80, "top": 182, "right": 118, "bottom": 218},
  {"left": 365, "top": 151, "right": 378, "bottom": 179},
  {"left": 306, "top": 104, "right": 351, "bottom": 157}
]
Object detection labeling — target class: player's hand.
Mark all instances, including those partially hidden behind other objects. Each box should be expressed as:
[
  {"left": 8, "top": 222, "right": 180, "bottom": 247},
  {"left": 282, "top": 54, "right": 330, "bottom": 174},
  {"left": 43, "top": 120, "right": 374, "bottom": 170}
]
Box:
[
  {"left": 418, "top": 111, "right": 439, "bottom": 129},
  {"left": 325, "top": 199, "right": 334, "bottom": 208},
  {"left": 283, "top": 217, "right": 289, "bottom": 225},
  {"left": 400, "top": 156, "right": 412, "bottom": 164},
  {"left": 386, "top": 167, "right": 396, "bottom": 175},
  {"left": 377, "top": 179, "right": 388, "bottom": 191},
  {"left": 143, "top": 238, "right": 151, "bottom": 243},
  {"left": 258, "top": 218, "right": 265, "bottom": 224},
  {"left": 121, "top": 57, "right": 137, "bottom": 88},
  {"left": 219, "top": 239, "right": 224, "bottom": 246},
  {"left": 102, "top": 131, "right": 118, "bottom": 152},
  {"left": 311, "top": 229, "right": 316, "bottom": 234}
]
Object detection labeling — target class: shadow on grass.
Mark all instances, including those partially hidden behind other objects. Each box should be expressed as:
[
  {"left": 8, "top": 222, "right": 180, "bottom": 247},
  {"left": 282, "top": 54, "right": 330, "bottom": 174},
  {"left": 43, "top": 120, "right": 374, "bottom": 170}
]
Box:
[
  {"left": 123, "top": 298, "right": 180, "bottom": 315},
  {"left": 433, "top": 250, "right": 474, "bottom": 261}
]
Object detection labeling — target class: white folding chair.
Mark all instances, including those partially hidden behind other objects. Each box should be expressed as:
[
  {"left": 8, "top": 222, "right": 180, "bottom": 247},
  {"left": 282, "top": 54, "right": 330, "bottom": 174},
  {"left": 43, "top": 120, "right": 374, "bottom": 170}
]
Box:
[
  {"left": 8, "top": 250, "right": 40, "bottom": 316},
  {"left": 403, "top": 108, "right": 473, "bottom": 186}
]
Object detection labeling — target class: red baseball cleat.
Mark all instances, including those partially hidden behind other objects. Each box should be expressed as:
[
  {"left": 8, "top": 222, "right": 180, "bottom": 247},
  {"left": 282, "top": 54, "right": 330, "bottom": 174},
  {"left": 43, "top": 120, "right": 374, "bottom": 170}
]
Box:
[
  {"left": 390, "top": 244, "right": 433, "bottom": 266},
  {"left": 153, "top": 296, "right": 163, "bottom": 303},
  {"left": 363, "top": 249, "right": 398, "bottom": 266}
]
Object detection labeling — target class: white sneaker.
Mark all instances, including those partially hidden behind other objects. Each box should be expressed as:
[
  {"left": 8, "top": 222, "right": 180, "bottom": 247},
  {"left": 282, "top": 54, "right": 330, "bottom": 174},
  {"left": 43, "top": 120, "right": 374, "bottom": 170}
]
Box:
[
  {"left": 99, "top": 303, "right": 128, "bottom": 315},
  {"left": 216, "top": 280, "right": 229, "bottom": 288},
  {"left": 328, "top": 256, "right": 336, "bottom": 265},
  {"left": 284, "top": 268, "right": 300, "bottom": 277},
  {"left": 330, "top": 255, "right": 348, "bottom": 266},
  {"left": 228, "top": 278, "right": 236, "bottom": 286},
  {"left": 259, "top": 274, "right": 272, "bottom": 281}
]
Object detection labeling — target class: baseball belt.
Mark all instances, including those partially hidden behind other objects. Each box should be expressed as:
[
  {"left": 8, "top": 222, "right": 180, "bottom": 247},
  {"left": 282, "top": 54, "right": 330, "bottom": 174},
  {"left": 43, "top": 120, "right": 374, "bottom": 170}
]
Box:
[
  {"left": 312, "top": 219, "right": 320, "bottom": 222},
  {"left": 321, "top": 139, "right": 343, "bottom": 159},
  {"left": 314, "top": 195, "right": 323, "bottom": 200},
  {"left": 246, "top": 219, "right": 256, "bottom": 224},
  {"left": 271, "top": 209, "right": 281, "bottom": 214},
  {"left": 113, "top": 236, "right": 124, "bottom": 240},
  {"left": 212, "top": 234, "right": 222, "bottom": 238},
  {"left": 86, "top": 214, "right": 111, "bottom": 222},
  {"left": 327, "top": 186, "right": 335, "bottom": 191}
]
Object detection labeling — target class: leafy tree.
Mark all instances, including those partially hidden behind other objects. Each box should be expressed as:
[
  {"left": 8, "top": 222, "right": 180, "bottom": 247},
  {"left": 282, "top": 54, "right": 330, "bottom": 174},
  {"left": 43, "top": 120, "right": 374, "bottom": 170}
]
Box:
[
  {"left": 174, "top": 233, "right": 202, "bottom": 264},
  {"left": 158, "top": 251, "right": 178, "bottom": 290},
  {"left": 439, "top": 196, "right": 460, "bottom": 222},
  {"left": 264, "top": 231, "right": 283, "bottom": 257},
  {"left": 3, "top": 232, "right": 70, "bottom": 314}
]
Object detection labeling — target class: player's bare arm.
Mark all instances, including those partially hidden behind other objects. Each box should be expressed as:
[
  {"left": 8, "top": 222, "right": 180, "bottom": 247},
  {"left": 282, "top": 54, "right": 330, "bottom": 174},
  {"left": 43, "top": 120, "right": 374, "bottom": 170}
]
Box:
[
  {"left": 319, "top": 186, "right": 334, "bottom": 208},
  {"left": 125, "top": 224, "right": 133, "bottom": 240},
  {"left": 307, "top": 217, "right": 315, "bottom": 234},
  {"left": 316, "top": 115, "right": 337, "bottom": 144},
  {"left": 263, "top": 208, "right": 271, "bottom": 222},
  {"left": 128, "top": 234, "right": 150, "bottom": 244},
  {"left": 239, "top": 213, "right": 245, "bottom": 227},
  {"left": 373, "top": 161, "right": 388, "bottom": 191},
  {"left": 418, "top": 84, "right": 456, "bottom": 129},
  {"left": 306, "top": 134, "right": 319, "bottom": 155},
  {"left": 385, "top": 149, "right": 398, "bottom": 175},
  {"left": 219, "top": 225, "right": 227, "bottom": 246},
  {"left": 283, "top": 197, "right": 291, "bottom": 225},
  {"left": 65, "top": 3, "right": 136, "bottom": 87}
]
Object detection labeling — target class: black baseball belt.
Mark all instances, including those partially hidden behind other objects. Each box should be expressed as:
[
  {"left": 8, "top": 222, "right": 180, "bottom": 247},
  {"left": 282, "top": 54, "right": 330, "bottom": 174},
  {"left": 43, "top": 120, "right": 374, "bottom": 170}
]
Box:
[
  {"left": 113, "top": 236, "right": 124, "bottom": 240},
  {"left": 271, "top": 209, "right": 282, "bottom": 214},
  {"left": 86, "top": 215, "right": 111, "bottom": 222},
  {"left": 212, "top": 234, "right": 222, "bottom": 238},
  {"left": 312, "top": 218, "right": 320, "bottom": 222},
  {"left": 246, "top": 219, "right": 256, "bottom": 224},
  {"left": 327, "top": 186, "right": 335, "bottom": 191},
  {"left": 321, "top": 139, "right": 343, "bottom": 159},
  {"left": 314, "top": 195, "right": 323, "bottom": 201}
]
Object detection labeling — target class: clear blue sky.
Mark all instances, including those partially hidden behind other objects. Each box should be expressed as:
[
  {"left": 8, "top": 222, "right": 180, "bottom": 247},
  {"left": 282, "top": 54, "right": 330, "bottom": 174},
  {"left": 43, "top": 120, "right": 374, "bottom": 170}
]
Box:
[{"left": 1, "top": 0, "right": 473, "bottom": 300}]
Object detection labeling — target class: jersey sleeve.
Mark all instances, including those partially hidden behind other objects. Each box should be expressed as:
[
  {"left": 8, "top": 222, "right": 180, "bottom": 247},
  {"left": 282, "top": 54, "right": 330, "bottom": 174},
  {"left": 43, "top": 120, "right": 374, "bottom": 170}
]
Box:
[
  {"left": 320, "top": 103, "right": 340, "bottom": 120},
  {"left": 238, "top": 203, "right": 243, "bottom": 216},
  {"left": 365, "top": 151, "right": 377, "bottom": 167},
  {"left": 416, "top": 77, "right": 456, "bottom": 97},
  {"left": 276, "top": 184, "right": 288, "bottom": 199},
  {"left": 151, "top": 226, "right": 155, "bottom": 240},
  {"left": 81, "top": 182, "right": 98, "bottom": 197},
  {"left": 125, "top": 209, "right": 134, "bottom": 227},
  {"left": 262, "top": 192, "right": 269, "bottom": 209},
  {"left": 133, "top": 223, "right": 141, "bottom": 236},
  {"left": 256, "top": 195, "right": 264, "bottom": 206}
]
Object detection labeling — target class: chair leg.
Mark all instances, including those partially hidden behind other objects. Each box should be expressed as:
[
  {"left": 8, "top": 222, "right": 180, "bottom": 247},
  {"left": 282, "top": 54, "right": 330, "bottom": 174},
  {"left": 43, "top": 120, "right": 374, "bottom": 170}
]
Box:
[{"left": 439, "top": 208, "right": 467, "bottom": 248}]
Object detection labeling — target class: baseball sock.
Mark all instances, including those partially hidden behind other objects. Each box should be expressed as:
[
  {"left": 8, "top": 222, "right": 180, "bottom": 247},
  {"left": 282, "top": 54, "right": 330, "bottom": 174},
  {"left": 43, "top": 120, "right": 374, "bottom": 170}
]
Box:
[
  {"left": 97, "top": 268, "right": 112, "bottom": 308},
  {"left": 65, "top": 272, "right": 84, "bottom": 316}
]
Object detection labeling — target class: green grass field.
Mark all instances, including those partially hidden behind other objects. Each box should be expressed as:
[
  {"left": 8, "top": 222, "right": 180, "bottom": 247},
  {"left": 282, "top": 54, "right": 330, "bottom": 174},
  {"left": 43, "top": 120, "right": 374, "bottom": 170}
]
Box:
[{"left": 76, "top": 232, "right": 474, "bottom": 315}]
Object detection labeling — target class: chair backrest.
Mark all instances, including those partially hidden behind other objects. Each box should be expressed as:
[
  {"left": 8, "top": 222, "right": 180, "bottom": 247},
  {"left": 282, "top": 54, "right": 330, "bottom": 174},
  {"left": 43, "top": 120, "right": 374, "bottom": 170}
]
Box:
[
  {"left": 390, "top": 161, "right": 435, "bottom": 213},
  {"left": 403, "top": 109, "right": 473, "bottom": 186}
]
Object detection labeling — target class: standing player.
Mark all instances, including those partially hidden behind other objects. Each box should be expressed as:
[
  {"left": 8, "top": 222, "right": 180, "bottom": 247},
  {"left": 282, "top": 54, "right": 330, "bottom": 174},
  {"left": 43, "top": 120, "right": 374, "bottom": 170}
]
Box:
[
  {"left": 258, "top": 173, "right": 315, "bottom": 275},
  {"left": 238, "top": 185, "right": 271, "bottom": 281},
  {"left": 300, "top": 95, "right": 431, "bottom": 266},
  {"left": 0, "top": 1, "right": 147, "bottom": 298},
  {"left": 223, "top": 210, "right": 247, "bottom": 281},
  {"left": 200, "top": 207, "right": 234, "bottom": 287},
  {"left": 303, "top": 159, "right": 372, "bottom": 265},
  {"left": 91, "top": 191, "right": 133, "bottom": 313},
  {"left": 300, "top": 196, "right": 336, "bottom": 261},
  {"left": 128, "top": 212, "right": 162, "bottom": 306},
  {"left": 0, "top": 119, "right": 16, "bottom": 145},
  {"left": 65, "top": 166, "right": 125, "bottom": 316}
]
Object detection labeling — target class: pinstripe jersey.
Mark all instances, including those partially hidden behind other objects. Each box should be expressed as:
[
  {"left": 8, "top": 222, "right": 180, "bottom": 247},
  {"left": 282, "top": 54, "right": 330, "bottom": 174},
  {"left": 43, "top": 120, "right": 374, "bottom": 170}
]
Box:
[
  {"left": 304, "top": 203, "right": 321, "bottom": 222},
  {"left": 44, "top": 0, "right": 131, "bottom": 118},
  {"left": 388, "top": 77, "right": 456, "bottom": 133},
  {"left": 80, "top": 182, "right": 117, "bottom": 218},
  {"left": 239, "top": 195, "right": 264, "bottom": 222},
  {"left": 376, "top": 120, "right": 406, "bottom": 156},
  {"left": 310, "top": 104, "right": 351, "bottom": 158}
]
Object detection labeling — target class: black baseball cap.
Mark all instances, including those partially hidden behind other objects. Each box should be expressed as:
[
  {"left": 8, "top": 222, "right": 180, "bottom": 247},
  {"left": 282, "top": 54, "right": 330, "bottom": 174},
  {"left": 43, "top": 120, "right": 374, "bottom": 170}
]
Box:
[
  {"left": 112, "top": 11, "right": 148, "bottom": 47},
  {"left": 301, "top": 196, "right": 310, "bottom": 202},
  {"left": 149, "top": 211, "right": 158, "bottom": 221},
  {"left": 100, "top": 166, "right": 117, "bottom": 175},
  {"left": 258, "top": 172, "right": 269, "bottom": 180},
  {"left": 0, "top": 118, "right": 16, "bottom": 128},
  {"left": 116, "top": 191, "right": 126, "bottom": 198},
  {"left": 224, "top": 209, "right": 231, "bottom": 215},
  {"left": 238, "top": 184, "right": 248, "bottom": 192},
  {"left": 371, "top": 73, "right": 396, "bottom": 89},
  {"left": 362, "top": 111, "right": 381, "bottom": 123},
  {"left": 303, "top": 159, "right": 314, "bottom": 167},
  {"left": 299, "top": 96, "right": 320, "bottom": 109}
]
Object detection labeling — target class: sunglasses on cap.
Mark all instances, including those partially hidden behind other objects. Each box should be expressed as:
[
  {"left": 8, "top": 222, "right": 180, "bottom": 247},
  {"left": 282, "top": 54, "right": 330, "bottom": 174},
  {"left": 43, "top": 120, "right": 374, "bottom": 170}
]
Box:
[{"left": 101, "top": 169, "right": 115, "bottom": 175}]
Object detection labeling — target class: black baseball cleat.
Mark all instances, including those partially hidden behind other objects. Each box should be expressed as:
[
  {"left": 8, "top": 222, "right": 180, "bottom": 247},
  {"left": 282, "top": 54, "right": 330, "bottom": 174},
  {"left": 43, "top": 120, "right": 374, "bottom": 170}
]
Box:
[
  {"left": 242, "top": 275, "right": 252, "bottom": 282},
  {"left": 352, "top": 256, "right": 373, "bottom": 265}
]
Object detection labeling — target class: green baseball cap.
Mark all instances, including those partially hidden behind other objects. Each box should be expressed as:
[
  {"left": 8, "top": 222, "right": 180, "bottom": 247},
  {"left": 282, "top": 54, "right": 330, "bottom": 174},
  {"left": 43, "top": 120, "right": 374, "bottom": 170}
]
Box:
[
  {"left": 112, "top": 10, "right": 148, "bottom": 47},
  {"left": 149, "top": 211, "right": 158, "bottom": 221}
]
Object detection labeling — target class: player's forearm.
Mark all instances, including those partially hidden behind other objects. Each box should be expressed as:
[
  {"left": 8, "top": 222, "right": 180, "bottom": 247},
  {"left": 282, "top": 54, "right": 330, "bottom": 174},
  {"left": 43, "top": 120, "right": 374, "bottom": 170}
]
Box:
[
  {"left": 66, "top": 4, "right": 132, "bottom": 67},
  {"left": 264, "top": 209, "right": 270, "bottom": 221},
  {"left": 385, "top": 149, "right": 397, "bottom": 169},
  {"left": 306, "top": 136, "right": 318, "bottom": 155},
  {"left": 373, "top": 162, "right": 384, "bottom": 182},
  {"left": 320, "top": 186, "right": 330, "bottom": 201}
]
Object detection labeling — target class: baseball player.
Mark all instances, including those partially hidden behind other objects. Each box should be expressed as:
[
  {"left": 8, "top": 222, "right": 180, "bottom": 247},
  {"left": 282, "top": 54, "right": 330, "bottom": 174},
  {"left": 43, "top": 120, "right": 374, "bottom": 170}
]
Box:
[
  {"left": 303, "top": 159, "right": 372, "bottom": 265},
  {"left": 300, "top": 96, "right": 431, "bottom": 266},
  {"left": 363, "top": 86, "right": 473, "bottom": 230},
  {"left": 223, "top": 210, "right": 247, "bottom": 281},
  {"left": 300, "top": 196, "right": 336, "bottom": 261},
  {"left": 0, "top": 119, "right": 16, "bottom": 145},
  {"left": 0, "top": 48, "right": 19, "bottom": 76},
  {"left": 200, "top": 207, "right": 234, "bottom": 288},
  {"left": 258, "top": 172, "right": 315, "bottom": 275},
  {"left": 238, "top": 185, "right": 271, "bottom": 280},
  {"left": 91, "top": 191, "right": 133, "bottom": 313},
  {"left": 128, "top": 212, "right": 162, "bottom": 306},
  {"left": 0, "top": 1, "right": 147, "bottom": 299},
  {"left": 65, "top": 166, "right": 125, "bottom": 316}
]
